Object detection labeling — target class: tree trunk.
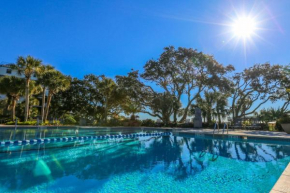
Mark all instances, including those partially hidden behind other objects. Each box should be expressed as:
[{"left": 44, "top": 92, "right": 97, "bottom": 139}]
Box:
[
  {"left": 104, "top": 97, "right": 108, "bottom": 123},
  {"left": 173, "top": 109, "right": 178, "bottom": 124},
  {"left": 44, "top": 93, "right": 52, "bottom": 122},
  {"left": 4, "top": 95, "right": 12, "bottom": 116},
  {"left": 162, "top": 115, "right": 170, "bottom": 126},
  {"left": 11, "top": 98, "right": 16, "bottom": 120},
  {"left": 24, "top": 78, "right": 30, "bottom": 121},
  {"left": 207, "top": 113, "right": 212, "bottom": 123},
  {"left": 179, "top": 105, "right": 190, "bottom": 123},
  {"left": 217, "top": 107, "right": 221, "bottom": 124},
  {"left": 41, "top": 87, "right": 46, "bottom": 122}
]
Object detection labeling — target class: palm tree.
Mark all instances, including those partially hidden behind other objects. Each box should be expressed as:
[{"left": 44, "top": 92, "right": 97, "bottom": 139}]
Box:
[
  {"left": 0, "top": 76, "right": 25, "bottom": 120},
  {"left": 255, "top": 107, "right": 286, "bottom": 123},
  {"left": 122, "top": 101, "right": 141, "bottom": 120},
  {"left": 214, "top": 93, "right": 230, "bottom": 124},
  {"left": 97, "top": 76, "right": 118, "bottom": 123},
  {"left": 27, "top": 81, "right": 42, "bottom": 118},
  {"left": 43, "top": 70, "right": 70, "bottom": 121},
  {"left": 36, "top": 64, "right": 55, "bottom": 122},
  {"left": 196, "top": 91, "right": 216, "bottom": 123},
  {"left": 12, "top": 56, "right": 42, "bottom": 121}
]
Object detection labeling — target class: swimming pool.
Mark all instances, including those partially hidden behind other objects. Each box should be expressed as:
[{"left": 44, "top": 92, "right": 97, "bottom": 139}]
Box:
[{"left": 0, "top": 130, "right": 289, "bottom": 193}]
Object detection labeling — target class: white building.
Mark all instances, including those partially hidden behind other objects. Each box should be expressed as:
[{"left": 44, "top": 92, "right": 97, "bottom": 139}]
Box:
[
  {"left": 0, "top": 64, "right": 42, "bottom": 111},
  {"left": 0, "top": 64, "right": 37, "bottom": 79},
  {"left": 1, "top": 64, "right": 34, "bottom": 100}
]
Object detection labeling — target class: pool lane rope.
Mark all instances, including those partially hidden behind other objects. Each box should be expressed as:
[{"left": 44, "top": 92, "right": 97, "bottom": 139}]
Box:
[{"left": 0, "top": 132, "right": 172, "bottom": 146}]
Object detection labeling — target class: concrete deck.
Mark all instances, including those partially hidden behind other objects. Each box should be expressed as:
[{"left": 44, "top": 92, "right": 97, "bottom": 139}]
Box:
[{"left": 271, "top": 163, "right": 290, "bottom": 193}]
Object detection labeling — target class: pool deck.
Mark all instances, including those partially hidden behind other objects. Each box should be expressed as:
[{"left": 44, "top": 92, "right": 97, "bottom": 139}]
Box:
[{"left": 271, "top": 163, "right": 290, "bottom": 193}]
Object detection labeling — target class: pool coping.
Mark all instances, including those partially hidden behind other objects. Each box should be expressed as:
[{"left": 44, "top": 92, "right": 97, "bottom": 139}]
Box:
[{"left": 271, "top": 163, "right": 290, "bottom": 193}]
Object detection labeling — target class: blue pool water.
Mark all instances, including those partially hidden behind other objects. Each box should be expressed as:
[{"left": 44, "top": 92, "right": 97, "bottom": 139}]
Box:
[{"left": 0, "top": 130, "right": 290, "bottom": 193}]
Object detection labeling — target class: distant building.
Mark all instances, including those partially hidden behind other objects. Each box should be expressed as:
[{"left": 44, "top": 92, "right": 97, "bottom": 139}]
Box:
[
  {"left": 0, "top": 64, "right": 43, "bottom": 117},
  {"left": 0, "top": 64, "right": 36, "bottom": 100},
  {"left": 0, "top": 64, "right": 37, "bottom": 79}
]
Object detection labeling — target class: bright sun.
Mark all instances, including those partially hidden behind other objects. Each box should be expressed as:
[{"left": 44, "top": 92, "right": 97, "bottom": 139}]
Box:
[{"left": 232, "top": 16, "right": 257, "bottom": 38}]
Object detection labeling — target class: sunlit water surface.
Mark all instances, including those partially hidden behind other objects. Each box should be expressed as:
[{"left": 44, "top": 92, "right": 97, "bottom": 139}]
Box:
[{"left": 0, "top": 134, "right": 290, "bottom": 193}]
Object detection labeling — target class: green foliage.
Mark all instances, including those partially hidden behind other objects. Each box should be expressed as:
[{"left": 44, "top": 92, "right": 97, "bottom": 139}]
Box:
[
  {"left": 0, "top": 76, "right": 25, "bottom": 120},
  {"left": 12, "top": 55, "right": 42, "bottom": 121},
  {"left": 277, "top": 114, "right": 290, "bottom": 124},
  {"left": 6, "top": 121, "right": 37, "bottom": 125},
  {"left": 177, "top": 122, "right": 194, "bottom": 128},
  {"left": 146, "top": 92, "right": 178, "bottom": 125},
  {"left": 50, "top": 75, "right": 126, "bottom": 124},
  {"left": 122, "top": 119, "right": 142, "bottom": 127},
  {"left": 63, "top": 114, "right": 77, "bottom": 125},
  {"left": 141, "top": 119, "right": 155, "bottom": 127},
  {"left": 141, "top": 46, "right": 234, "bottom": 123},
  {"left": 42, "top": 70, "right": 71, "bottom": 121},
  {"left": 255, "top": 107, "right": 287, "bottom": 123},
  {"left": 2, "top": 51, "right": 290, "bottom": 129},
  {"left": 231, "top": 64, "right": 286, "bottom": 120}
]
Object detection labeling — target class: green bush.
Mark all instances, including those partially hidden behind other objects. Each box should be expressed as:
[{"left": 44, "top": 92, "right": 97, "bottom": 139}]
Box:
[
  {"left": 177, "top": 123, "right": 194, "bottom": 128},
  {"left": 141, "top": 119, "right": 156, "bottom": 127},
  {"left": 275, "top": 114, "right": 290, "bottom": 131},
  {"left": 277, "top": 114, "right": 290, "bottom": 123},
  {"left": 63, "top": 114, "right": 77, "bottom": 125},
  {"left": 5, "top": 121, "right": 37, "bottom": 125},
  {"left": 275, "top": 122, "right": 283, "bottom": 131}
]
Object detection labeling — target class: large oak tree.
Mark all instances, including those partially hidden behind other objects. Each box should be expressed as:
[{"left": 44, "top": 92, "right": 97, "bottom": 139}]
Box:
[{"left": 141, "top": 46, "right": 234, "bottom": 123}]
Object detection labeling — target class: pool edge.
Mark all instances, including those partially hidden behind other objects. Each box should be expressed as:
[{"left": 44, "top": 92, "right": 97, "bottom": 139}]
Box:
[{"left": 271, "top": 163, "right": 290, "bottom": 193}]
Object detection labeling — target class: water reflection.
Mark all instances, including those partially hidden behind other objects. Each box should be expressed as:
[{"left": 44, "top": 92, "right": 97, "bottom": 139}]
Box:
[{"left": 0, "top": 135, "right": 289, "bottom": 192}]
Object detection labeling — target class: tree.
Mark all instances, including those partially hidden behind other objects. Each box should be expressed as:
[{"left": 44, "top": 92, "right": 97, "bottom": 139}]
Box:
[
  {"left": 278, "top": 65, "right": 290, "bottom": 112},
  {"left": 116, "top": 70, "right": 144, "bottom": 120},
  {"left": 12, "top": 56, "right": 42, "bottom": 121},
  {"left": 43, "top": 70, "right": 70, "bottom": 121},
  {"left": 195, "top": 91, "right": 216, "bottom": 123},
  {"left": 49, "top": 78, "right": 98, "bottom": 121},
  {"left": 85, "top": 75, "right": 127, "bottom": 123},
  {"left": 141, "top": 46, "right": 234, "bottom": 123},
  {"left": 254, "top": 107, "right": 287, "bottom": 123},
  {"left": 213, "top": 92, "right": 230, "bottom": 124},
  {"left": 189, "top": 104, "right": 207, "bottom": 123},
  {"left": 0, "top": 99, "right": 7, "bottom": 116},
  {"left": 0, "top": 76, "right": 25, "bottom": 120},
  {"left": 95, "top": 75, "right": 119, "bottom": 122},
  {"left": 147, "top": 92, "right": 179, "bottom": 125},
  {"left": 121, "top": 102, "right": 141, "bottom": 120},
  {"left": 116, "top": 70, "right": 180, "bottom": 124},
  {"left": 36, "top": 64, "right": 55, "bottom": 122},
  {"left": 230, "top": 63, "right": 285, "bottom": 121}
]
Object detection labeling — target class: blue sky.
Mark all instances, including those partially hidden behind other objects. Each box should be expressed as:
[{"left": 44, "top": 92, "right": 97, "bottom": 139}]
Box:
[{"left": 0, "top": 0, "right": 290, "bottom": 119}]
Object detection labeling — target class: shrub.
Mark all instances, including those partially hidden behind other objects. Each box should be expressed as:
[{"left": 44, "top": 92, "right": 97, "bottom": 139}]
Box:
[
  {"left": 277, "top": 114, "right": 290, "bottom": 123},
  {"left": 63, "top": 114, "right": 77, "bottom": 125},
  {"left": 141, "top": 119, "right": 156, "bottom": 127},
  {"left": 6, "top": 121, "right": 37, "bottom": 125},
  {"left": 275, "top": 114, "right": 290, "bottom": 131},
  {"left": 177, "top": 123, "right": 194, "bottom": 128},
  {"left": 275, "top": 122, "right": 283, "bottom": 131},
  {"left": 257, "top": 123, "right": 269, "bottom": 130}
]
